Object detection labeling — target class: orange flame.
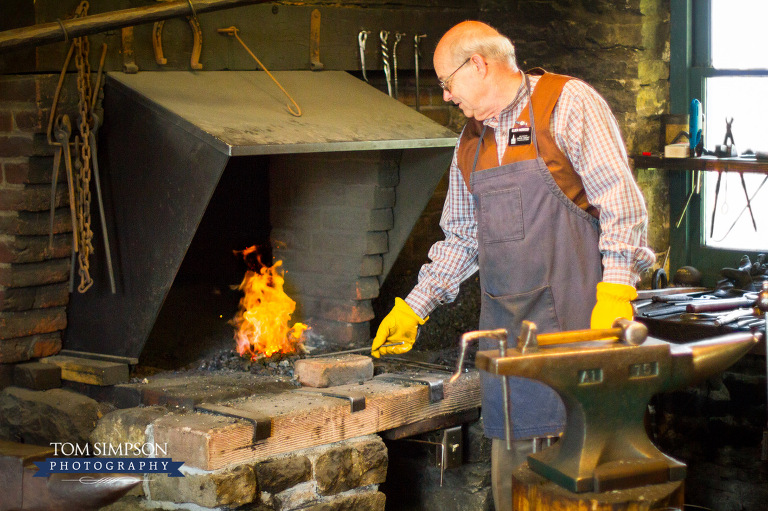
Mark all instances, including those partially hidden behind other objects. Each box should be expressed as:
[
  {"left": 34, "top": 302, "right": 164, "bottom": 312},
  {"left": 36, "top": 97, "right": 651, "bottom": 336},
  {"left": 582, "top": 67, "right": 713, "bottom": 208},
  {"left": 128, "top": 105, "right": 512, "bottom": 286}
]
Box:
[{"left": 231, "top": 249, "right": 308, "bottom": 360}]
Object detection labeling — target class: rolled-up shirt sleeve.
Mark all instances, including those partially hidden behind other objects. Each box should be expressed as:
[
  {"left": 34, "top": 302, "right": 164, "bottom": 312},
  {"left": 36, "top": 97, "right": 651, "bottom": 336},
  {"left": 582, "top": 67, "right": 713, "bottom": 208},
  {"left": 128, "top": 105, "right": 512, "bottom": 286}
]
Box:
[
  {"left": 406, "top": 147, "right": 479, "bottom": 319},
  {"left": 555, "top": 80, "right": 656, "bottom": 286}
]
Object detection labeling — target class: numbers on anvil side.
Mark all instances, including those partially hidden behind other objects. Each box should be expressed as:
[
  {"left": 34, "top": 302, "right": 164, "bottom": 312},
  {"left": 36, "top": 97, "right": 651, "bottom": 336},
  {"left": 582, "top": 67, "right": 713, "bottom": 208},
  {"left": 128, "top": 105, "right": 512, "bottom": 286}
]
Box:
[
  {"left": 629, "top": 361, "right": 659, "bottom": 379},
  {"left": 577, "top": 368, "right": 603, "bottom": 385},
  {"left": 576, "top": 362, "right": 659, "bottom": 385}
]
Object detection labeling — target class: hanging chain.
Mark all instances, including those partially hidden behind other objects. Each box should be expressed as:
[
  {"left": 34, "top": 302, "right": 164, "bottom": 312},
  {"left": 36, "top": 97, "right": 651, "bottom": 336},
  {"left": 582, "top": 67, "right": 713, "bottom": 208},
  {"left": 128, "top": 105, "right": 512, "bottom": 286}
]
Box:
[{"left": 73, "top": 0, "right": 94, "bottom": 292}]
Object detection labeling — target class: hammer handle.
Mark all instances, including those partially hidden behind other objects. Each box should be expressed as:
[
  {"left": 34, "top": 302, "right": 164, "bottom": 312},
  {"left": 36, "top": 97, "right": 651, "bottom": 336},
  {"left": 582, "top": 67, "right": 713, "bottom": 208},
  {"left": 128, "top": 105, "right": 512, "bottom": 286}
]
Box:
[
  {"left": 686, "top": 297, "right": 755, "bottom": 313},
  {"left": 536, "top": 327, "right": 621, "bottom": 346}
]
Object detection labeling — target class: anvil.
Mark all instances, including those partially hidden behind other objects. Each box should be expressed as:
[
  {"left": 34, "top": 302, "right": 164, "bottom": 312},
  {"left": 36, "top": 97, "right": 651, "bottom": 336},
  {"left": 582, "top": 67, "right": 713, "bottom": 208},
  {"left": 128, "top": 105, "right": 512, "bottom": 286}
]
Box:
[{"left": 473, "top": 323, "right": 760, "bottom": 493}]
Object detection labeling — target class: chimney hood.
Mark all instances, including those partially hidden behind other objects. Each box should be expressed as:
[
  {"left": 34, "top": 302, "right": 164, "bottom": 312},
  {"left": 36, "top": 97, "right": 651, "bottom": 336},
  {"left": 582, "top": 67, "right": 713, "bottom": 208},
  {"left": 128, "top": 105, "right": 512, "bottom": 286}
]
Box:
[
  {"left": 64, "top": 70, "right": 457, "bottom": 358},
  {"left": 106, "top": 70, "right": 457, "bottom": 154}
]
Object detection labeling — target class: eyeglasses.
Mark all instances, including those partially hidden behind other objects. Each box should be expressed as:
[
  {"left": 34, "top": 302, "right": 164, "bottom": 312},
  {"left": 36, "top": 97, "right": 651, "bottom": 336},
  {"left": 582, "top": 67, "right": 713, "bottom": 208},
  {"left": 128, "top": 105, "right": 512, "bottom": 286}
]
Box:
[{"left": 439, "top": 58, "right": 471, "bottom": 92}]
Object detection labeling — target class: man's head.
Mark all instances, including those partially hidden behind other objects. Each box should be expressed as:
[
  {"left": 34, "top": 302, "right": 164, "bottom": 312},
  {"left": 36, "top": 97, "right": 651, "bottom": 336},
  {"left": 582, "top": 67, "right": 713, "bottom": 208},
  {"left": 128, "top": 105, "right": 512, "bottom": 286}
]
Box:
[{"left": 433, "top": 21, "right": 520, "bottom": 121}]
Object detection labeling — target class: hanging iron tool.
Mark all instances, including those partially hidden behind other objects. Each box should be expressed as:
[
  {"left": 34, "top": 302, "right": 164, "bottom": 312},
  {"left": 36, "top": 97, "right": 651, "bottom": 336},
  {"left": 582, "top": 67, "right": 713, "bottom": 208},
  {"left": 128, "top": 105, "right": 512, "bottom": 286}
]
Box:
[
  {"left": 738, "top": 171, "right": 758, "bottom": 231},
  {"left": 218, "top": 26, "right": 301, "bottom": 116},
  {"left": 414, "top": 33, "right": 426, "bottom": 111},
  {"left": 380, "top": 30, "right": 392, "bottom": 97},
  {"left": 392, "top": 32, "right": 405, "bottom": 99},
  {"left": 358, "top": 30, "right": 370, "bottom": 82},
  {"left": 73, "top": 12, "right": 95, "bottom": 293},
  {"left": 675, "top": 167, "right": 701, "bottom": 228},
  {"left": 89, "top": 43, "right": 116, "bottom": 294},
  {"left": 710, "top": 169, "right": 724, "bottom": 238},
  {"left": 309, "top": 9, "right": 323, "bottom": 71}
]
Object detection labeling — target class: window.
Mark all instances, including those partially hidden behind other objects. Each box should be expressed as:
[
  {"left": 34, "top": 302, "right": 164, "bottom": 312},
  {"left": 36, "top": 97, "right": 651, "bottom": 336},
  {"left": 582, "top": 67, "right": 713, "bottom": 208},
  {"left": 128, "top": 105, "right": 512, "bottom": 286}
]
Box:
[
  {"left": 703, "top": 1, "right": 768, "bottom": 251},
  {"left": 669, "top": 0, "right": 768, "bottom": 284}
]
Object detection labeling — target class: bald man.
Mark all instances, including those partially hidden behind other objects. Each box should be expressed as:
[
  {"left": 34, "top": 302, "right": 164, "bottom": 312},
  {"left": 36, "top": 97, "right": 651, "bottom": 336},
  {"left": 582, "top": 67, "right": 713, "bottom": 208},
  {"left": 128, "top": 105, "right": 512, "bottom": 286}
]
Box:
[{"left": 372, "top": 21, "right": 655, "bottom": 509}]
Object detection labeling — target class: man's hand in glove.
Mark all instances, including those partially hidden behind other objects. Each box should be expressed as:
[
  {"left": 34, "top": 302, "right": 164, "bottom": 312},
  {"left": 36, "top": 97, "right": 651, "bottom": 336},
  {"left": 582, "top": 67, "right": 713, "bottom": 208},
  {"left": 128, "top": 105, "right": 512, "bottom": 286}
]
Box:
[
  {"left": 590, "top": 282, "right": 637, "bottom": 329},
  {"left": 371, "top": 298, "right": 428, "bottom": 358}
]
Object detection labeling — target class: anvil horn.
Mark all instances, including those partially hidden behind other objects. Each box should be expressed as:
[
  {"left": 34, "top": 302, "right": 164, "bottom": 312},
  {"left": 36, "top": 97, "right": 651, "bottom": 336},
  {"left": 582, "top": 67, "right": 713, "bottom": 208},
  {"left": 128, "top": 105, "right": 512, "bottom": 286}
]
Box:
[{"left": 666, "top": 332, "right": 761, "bottom": 391}]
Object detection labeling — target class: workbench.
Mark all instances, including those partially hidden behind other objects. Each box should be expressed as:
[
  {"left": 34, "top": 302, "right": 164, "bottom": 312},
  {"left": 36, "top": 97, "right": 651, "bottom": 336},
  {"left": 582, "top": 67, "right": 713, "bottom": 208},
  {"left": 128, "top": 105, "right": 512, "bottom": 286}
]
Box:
[{"left": 632, "top": 155, "right": 768, "bottom": 174}]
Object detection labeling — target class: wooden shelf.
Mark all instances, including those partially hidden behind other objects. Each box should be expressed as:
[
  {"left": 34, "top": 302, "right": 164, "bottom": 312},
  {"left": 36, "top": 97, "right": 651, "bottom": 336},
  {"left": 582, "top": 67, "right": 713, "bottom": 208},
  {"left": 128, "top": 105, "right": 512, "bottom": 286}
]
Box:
[{"left": 632, "top": 155, "right": 768, "bottom": 174}]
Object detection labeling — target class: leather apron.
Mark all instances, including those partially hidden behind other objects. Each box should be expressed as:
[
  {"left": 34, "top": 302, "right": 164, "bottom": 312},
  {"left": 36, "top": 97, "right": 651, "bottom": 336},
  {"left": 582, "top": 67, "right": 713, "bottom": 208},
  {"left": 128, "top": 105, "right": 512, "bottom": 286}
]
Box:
[{"left": 467, "top": 74, "right": 603, "bottom": 440}]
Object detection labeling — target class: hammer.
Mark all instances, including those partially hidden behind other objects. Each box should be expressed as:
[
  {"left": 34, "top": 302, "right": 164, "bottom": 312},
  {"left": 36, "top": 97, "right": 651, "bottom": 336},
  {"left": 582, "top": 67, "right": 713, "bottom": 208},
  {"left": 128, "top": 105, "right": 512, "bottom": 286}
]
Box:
[{"left": 518, "top": 318, "right": 648, "bottom": 353}]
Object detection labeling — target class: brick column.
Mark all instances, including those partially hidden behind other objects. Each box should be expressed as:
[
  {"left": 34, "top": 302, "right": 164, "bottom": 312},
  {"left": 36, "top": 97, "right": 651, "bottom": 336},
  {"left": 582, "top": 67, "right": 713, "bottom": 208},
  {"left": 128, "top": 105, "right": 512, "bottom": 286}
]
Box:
[
  {"left": 0, "top": 74, "right": 77, "bottom": 366},
  {"left": 270, "top": 151, "right": 399, "bottom": 348}
]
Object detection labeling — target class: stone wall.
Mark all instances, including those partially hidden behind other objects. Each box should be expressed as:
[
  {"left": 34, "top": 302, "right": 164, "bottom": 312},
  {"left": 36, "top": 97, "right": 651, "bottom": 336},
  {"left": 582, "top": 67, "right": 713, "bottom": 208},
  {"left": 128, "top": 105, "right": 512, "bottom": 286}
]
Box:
[{"left": 0, "top": 73, "right": 79, "bottom": 366}]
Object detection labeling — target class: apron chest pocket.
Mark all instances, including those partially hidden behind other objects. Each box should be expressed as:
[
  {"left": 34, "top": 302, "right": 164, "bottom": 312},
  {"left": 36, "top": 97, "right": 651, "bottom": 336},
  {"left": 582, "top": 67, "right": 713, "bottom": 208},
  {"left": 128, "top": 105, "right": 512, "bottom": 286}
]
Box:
[{"left": 479, "top": 187, "right": 524, "bottom": 244}]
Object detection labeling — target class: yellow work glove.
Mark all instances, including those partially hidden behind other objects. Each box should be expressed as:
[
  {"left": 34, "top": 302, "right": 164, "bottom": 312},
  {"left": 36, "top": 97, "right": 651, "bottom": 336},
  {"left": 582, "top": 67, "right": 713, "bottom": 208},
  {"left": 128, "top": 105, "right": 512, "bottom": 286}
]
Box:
[
  {"left": 371, "top": 298, "right": 428, "bottom": 358},
  {"left": 590, "top": 282, "right": 638, "bottom": 329}
]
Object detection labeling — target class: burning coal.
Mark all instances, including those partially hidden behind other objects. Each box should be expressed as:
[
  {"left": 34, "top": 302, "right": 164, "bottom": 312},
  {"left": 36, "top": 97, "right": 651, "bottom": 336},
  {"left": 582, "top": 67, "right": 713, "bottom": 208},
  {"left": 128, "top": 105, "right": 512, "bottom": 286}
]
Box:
[{"left": 231, "top": 246, "right": 309, "bottom": 360}]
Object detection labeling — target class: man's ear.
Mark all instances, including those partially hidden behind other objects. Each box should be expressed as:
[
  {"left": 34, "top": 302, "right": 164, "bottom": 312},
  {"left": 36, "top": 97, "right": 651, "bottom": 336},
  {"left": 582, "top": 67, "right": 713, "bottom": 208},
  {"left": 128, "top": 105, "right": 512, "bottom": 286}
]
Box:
[{"left": 470, "top": 54, "right": 488, "bottom": 78}]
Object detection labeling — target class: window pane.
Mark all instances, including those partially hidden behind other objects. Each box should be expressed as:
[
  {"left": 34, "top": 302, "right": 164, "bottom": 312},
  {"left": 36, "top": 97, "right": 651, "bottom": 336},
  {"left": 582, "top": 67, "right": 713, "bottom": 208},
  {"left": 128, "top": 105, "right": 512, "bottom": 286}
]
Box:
[
  {"left": 711, "top": 0, "right": 768, "bottom": 69},
  {"left": 704, "top": 76, "right": 768, "bottom": 153},
  {"left": 703, "top": 76, "right": 768, "bottom": 251},
  {"left": 703, "top": 171, "right": 768, "bottom": 252}
]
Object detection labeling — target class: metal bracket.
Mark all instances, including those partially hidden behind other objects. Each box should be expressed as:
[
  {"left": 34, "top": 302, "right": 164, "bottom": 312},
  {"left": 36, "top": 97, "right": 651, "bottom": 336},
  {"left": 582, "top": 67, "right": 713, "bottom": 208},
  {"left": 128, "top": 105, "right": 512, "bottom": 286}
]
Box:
[
  {"left": 293, "top": 388, "right": 366, "bottom": 413},
  {"left": 195, "top": 404, "right": 272, "bottom": 443},
  {"left": 400, "top": 425, "right": 464, "bottom": 487},
  {"left": 375, "top": 373, "right": 444, "bottom": 403}
]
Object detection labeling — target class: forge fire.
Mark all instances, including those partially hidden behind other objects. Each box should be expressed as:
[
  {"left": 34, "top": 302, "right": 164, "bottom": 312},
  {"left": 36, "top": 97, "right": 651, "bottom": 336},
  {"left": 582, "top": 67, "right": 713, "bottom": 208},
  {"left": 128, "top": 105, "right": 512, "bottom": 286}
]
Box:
[{"left": 231, "top": 246, "right": 309, "bottom": 360}]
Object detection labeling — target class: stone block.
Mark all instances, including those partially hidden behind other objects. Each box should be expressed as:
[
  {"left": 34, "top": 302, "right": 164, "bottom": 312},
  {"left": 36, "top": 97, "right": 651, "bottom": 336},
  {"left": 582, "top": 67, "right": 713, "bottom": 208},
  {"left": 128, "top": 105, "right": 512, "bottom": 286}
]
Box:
[
  {"left": 63, "top": 381, "right": 142, "bottom": 409},
  {"left": 0, "top": 283, "right": 69, "bottom": 312},
  {"left": 3, "top": 157, "right": 62, "bottom": 186},
  {"left": 0, "top": 307, "right": 67, "bottom": 341},
  {"left": 0, "top": 332, "right": 61, "bottom": 364},
  {"left": 40, "top": 355, "right": 129, "bottom": 386},
  {"left": 0, "top": 387, "right": 109, "bottom": 445},
  {"left": 0, "top": 233, "right": 71, "bottom": 263},
  {"left": 315, "top": 445, "right": 362, "bottom": 495},
  {"left": 0, "top": 183, "right": 66, "bottom": 212},
  {"left": 148, "top": 464, "right": 258, "bottom": 508},
  {"left": 0, "top": 209, "right": 71, "bottom": 236},
  {"left": 294, "top": 354, "right": 373, "bottom": 388},
  {"left": 254, "top": 455, "right": 312, "bottom": 494},
  {"left": 13, "top": 361, "right": 61, "bottom": 390},
  {"left": 304, "top": 491, "right": 386, "bottom": 511},
  {"left": 350, "top": 436, "right": 388, "bottom": 486},
  {"left": 0, "top": 134, "right": 33, "bottom": 158},
  {"left": 0, "top": 364, "right": 13, "bottom": 390},
  {"left": 301, "top": 318, "right": 370, "bottom": 347},
  {"left": 300, "top": 298, "right": 374, "bottom": 324},
  {"left": 284, "top": 272, "right": 379, "bottom": 301},
  {"left": 91, "top": 406, "right": 169, "bottom": 457},
  {"left": 0, "top": 258, "right": 70, "bottom": 287}
]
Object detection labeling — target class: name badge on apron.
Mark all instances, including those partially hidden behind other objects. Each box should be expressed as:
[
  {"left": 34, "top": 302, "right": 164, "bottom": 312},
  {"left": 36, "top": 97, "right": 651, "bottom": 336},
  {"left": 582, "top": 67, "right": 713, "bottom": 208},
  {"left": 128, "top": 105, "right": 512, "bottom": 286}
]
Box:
[{"left": 508, "top": 127, "right": 532, "bottom": 146}]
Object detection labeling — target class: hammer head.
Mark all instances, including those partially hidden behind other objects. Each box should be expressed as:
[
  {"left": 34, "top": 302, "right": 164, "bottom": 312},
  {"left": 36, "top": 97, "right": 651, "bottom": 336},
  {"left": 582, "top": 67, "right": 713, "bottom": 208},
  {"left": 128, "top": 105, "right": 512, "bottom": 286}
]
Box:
[{"left": 612, "top": 318, "right": 648, "bottom": 346}]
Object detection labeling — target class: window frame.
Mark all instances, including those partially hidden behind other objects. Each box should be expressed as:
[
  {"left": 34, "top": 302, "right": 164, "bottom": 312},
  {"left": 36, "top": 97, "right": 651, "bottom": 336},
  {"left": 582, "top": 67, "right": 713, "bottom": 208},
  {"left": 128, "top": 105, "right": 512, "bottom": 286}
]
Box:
[{"left": 669, "top": 0, "right": 768, "bottom": 287}]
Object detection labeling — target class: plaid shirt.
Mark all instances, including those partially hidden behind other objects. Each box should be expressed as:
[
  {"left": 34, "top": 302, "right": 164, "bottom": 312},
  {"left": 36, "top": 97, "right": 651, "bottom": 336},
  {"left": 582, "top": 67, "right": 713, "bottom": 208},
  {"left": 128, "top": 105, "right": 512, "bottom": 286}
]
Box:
[{"left": 406, "top": 74, "right": 656, "bottom": 318}]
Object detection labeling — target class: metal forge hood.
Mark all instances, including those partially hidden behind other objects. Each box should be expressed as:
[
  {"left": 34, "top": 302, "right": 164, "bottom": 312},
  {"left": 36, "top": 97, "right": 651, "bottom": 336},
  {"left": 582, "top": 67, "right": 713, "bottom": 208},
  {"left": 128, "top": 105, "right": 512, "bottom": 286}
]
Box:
[{"left": 64, "top": 70, "right": 457, "bottom": 358}]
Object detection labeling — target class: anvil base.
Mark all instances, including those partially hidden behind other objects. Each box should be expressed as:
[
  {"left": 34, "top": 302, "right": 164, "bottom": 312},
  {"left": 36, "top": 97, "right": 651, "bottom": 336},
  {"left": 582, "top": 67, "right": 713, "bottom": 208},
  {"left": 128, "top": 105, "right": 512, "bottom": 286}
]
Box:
[{"left": 528, "top": 443, "right": 687, "bottom": 493}]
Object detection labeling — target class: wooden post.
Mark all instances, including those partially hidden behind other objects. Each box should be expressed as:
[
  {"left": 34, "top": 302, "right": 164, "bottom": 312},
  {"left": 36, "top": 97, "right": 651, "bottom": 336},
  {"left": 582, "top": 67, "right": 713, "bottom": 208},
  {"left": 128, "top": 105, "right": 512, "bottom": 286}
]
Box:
[
  {"left": 0, "top": 0, "right": 268, "bottom": 52},
  {"left": 511, "top": 464, "right": 685, "bottom": 511}
]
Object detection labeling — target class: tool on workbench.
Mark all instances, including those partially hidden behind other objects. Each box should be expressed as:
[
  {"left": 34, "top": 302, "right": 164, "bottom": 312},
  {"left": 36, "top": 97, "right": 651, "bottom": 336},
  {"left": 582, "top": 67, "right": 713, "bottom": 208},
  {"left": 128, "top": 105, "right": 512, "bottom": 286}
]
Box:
[
  {"left": 464, "top": 321, "right": 759, "bottom": 492},
  {"left": 305, "top": 342, "right": 404, "bottom": 358},
  {"left": 380, "top": 30, "right": 393, "bottom": 97},
  {"left": 414, "top": 33, "right": 427, "bottom": 111},
  {"left": 679, "top": 308, "right": 755, "bottom": 326},
  {"left": 358, "top": 30, "right": 371, "bottom": 82},
  {"left": 757, "top": 281, "right": 768, "bottom": 460},
  {"left": 714, "top": 117, "right": 737, "bottom": 157},
  {"left": 689, "top": 98, "right": 703, "bottom": 156}
]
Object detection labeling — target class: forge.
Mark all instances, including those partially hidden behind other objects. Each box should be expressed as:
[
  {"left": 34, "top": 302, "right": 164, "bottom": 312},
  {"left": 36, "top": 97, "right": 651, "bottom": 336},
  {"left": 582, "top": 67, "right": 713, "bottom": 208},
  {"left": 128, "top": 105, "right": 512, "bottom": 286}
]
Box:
[{"left": 63, "top": 70, "right": 457, "bottom": 362}]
